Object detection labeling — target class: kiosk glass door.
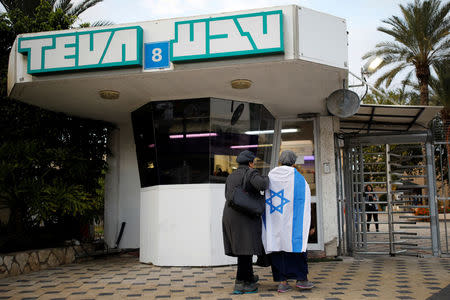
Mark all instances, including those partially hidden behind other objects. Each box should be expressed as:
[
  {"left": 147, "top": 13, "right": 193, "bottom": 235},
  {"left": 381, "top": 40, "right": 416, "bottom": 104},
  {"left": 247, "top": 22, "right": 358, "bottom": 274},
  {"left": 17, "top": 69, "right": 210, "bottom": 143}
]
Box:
[{"left": 277, "top": 119, "right": 320, "bottom": 246}]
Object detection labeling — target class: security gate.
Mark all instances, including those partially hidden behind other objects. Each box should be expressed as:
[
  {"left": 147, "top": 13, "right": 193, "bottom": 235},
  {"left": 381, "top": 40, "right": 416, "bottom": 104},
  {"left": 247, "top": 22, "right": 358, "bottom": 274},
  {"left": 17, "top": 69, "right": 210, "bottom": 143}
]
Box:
[
  {"left": 338, "top": 132, "right": 441, "bottom": 256},
  {"left": 435, "top": 141, "right": 450, "bottom": 255}
]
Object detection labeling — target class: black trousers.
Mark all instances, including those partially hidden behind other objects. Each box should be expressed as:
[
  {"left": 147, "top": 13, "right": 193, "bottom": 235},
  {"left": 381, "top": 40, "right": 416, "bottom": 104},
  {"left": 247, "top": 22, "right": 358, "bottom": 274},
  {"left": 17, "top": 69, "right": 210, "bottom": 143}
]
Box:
[
  {"left": 236, "top": 255, "right": 254, "bottom": 282},
  {"left": 367, "top": 212, "right": 379, "bottom": 230}
]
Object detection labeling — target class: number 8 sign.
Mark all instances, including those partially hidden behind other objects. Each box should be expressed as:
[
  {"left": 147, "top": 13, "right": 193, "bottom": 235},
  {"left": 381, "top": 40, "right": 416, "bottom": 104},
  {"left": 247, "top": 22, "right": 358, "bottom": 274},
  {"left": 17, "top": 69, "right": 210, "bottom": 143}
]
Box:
[{"left": 144, "top": 41, "right": 170, "bottom": 69}]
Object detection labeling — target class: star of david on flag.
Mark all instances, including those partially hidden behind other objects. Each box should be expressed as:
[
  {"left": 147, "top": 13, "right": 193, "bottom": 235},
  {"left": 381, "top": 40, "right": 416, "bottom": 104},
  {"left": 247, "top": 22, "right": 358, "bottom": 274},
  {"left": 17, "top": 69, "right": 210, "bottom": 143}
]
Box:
[
  {"left": 266, "top": 189, "right": 290, "bottom": 214},
  {"left": 262, "top": 166, "right": 311, "bottom": 253}
]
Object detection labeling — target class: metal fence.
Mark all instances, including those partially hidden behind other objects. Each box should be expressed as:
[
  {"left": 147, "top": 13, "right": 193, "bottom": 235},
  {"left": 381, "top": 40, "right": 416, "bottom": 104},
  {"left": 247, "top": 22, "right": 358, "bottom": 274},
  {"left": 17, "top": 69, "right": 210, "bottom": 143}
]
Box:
[
  {"left": 336, "top": 132, "right": 448, "bottom": 257},
  {"left": 434, "top": 141, "right": 449, "bottom": 255}
]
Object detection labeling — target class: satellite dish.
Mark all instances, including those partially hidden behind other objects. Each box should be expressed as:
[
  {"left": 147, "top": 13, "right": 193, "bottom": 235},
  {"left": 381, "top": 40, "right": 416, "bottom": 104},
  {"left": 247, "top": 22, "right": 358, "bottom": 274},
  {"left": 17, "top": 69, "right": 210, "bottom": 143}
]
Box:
[{"left": 326, "top": 89, "right": 360, "bottom": 118}]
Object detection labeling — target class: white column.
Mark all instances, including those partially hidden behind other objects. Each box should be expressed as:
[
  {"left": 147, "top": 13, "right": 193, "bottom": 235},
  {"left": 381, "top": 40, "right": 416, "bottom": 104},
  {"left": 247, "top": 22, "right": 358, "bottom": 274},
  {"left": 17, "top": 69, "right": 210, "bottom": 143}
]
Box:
[
  {"left": 319, "top": 116, "right": 338, "bottom": 256},
  {"left": 104, "top": 118, "right": 141, "bottom": 249},
  {"left": 104, "top": 128, "right": 120, "bottom": 248}
]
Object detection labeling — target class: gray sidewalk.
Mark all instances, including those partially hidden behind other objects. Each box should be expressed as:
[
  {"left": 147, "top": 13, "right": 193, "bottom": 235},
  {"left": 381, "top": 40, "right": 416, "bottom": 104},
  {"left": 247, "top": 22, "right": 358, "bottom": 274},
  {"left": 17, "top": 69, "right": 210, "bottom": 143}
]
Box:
[{"left": 0, "top": 254, "right": 449, "bottom": 299}]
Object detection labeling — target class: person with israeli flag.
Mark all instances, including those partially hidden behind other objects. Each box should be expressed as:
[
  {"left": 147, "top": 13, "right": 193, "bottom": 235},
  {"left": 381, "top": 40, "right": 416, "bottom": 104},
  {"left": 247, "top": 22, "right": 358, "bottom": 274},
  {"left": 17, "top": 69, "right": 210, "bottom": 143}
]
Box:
[{"left": 262, "top": 150, "right": 314, "bottom": 293}]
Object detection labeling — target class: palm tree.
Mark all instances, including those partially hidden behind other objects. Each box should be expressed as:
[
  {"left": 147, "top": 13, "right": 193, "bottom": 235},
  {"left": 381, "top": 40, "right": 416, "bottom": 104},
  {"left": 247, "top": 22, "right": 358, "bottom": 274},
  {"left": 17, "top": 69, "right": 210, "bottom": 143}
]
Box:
[
  {"left": 363, "top": 0, "right": 450, "bottom": 105},
  {"left": 0, "top": 0, "right": 103, "bottom": 18},
  {"left": 430, "top": 60, "right": 450, "bottom": 149},
  {"left": 430, "top": 60, "right": 450, "bottom": 108}
]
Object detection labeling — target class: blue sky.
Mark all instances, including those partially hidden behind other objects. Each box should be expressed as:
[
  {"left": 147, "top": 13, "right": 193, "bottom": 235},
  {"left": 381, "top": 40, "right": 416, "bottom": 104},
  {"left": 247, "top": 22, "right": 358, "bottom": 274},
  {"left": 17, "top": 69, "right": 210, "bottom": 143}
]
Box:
[{"left": 3, "top": 0, "right": 413, "bottom": 89}]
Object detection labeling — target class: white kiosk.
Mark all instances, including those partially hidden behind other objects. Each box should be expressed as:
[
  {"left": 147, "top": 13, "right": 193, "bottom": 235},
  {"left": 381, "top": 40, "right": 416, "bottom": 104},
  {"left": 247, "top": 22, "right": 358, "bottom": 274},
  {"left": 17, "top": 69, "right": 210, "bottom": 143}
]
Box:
[{"left": 8, "top": 5, "right": 348, "bottom": 266}]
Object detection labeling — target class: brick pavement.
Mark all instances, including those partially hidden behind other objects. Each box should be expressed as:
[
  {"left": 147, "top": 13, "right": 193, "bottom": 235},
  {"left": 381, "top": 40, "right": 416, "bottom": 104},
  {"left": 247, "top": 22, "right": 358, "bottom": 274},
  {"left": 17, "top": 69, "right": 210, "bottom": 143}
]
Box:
[{"left": 0, "top": 255, "right": 448, "bottom": 299}]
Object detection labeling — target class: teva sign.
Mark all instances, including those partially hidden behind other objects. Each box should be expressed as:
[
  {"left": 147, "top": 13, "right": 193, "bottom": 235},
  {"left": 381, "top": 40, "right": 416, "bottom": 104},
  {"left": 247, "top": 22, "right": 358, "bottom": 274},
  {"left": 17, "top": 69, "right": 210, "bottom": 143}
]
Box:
[
  {"left": 17, "top": 10, "right": 284, "bottom": 74},
  {"left": 170, "top": 10, "right": 284, "bottom": 62},
  {"left": 18, "top": 26, "right": 143, "bottom": 74}
]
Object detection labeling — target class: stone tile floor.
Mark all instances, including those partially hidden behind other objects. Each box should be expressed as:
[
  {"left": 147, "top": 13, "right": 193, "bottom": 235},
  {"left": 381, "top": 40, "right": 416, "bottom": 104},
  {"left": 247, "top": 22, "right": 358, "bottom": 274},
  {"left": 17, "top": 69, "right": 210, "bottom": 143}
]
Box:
[{"left": 0, "top": 255, "right": 449, "bottom": 299}]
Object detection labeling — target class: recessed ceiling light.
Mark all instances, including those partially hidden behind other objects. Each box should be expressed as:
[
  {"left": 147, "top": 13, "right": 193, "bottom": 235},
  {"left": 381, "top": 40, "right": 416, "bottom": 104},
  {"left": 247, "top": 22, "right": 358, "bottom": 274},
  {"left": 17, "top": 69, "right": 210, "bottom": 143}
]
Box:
[
  {"left": 231, "top": 79, "right": 252, "bottom": 89},
  {"left": 99, "top": 90, "right": 120, "bottom": 100}
]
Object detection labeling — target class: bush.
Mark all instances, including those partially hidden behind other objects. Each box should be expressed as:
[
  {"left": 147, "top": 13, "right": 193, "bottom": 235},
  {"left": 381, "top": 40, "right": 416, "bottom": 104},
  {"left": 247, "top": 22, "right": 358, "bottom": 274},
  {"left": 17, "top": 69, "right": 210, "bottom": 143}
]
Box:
[{"left": 415, "top": 207, "right": 430, "bottom": 216}]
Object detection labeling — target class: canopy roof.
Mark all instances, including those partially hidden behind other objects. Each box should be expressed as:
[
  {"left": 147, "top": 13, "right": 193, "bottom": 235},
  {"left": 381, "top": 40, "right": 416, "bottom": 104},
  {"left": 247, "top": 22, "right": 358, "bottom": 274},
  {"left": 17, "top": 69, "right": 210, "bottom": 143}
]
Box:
[{"left": 339, "top": 104, "right": 442, "bottom": 133}]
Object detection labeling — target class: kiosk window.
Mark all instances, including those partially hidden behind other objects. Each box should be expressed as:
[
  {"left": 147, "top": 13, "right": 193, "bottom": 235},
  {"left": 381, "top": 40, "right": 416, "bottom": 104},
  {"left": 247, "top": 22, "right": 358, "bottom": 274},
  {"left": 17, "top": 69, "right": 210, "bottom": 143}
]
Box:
[{"left": 132, "top": 98, "right": 275, "bottom": 187}]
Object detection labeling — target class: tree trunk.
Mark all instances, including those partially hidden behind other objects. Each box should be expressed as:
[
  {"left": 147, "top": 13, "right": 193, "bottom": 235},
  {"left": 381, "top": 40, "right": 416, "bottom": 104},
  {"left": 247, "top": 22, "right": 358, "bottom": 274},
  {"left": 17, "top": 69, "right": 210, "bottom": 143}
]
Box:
[{"left": 416, "top": 64, "right": 430, "bottom": 106}]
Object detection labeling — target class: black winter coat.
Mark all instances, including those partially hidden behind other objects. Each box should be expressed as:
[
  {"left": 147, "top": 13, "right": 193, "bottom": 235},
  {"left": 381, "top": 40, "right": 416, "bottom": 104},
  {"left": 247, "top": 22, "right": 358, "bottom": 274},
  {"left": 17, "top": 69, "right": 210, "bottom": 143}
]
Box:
[{"left": 222, "top": 165, "right": 269, "bottom": 256}]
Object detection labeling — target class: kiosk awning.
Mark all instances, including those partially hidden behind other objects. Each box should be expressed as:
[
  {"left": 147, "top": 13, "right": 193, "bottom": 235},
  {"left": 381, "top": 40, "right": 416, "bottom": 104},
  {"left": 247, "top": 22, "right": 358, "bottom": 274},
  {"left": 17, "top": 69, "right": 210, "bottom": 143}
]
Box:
[{"left": 339, "top": 104, "right": 443, "bottom": 133}]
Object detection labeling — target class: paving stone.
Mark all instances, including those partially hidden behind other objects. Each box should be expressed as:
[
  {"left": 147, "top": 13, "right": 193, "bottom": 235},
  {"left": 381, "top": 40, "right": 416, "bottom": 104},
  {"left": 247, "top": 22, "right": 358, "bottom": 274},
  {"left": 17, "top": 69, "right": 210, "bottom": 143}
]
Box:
[
  {"left": 98, "top": 292, "right": 114, "bottom": 296},
  {"left": 0, "top": 256, "right": 448, "bottom": 300}
]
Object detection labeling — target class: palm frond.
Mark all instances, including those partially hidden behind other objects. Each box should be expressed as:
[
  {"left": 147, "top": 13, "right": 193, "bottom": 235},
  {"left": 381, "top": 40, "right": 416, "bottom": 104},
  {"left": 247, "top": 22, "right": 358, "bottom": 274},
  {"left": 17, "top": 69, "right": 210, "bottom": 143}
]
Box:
[
  {"left": 363, "top": 0, "right": 449, "bottom": 105},
  {"left": 374, "top": 63, "right": 409, "bottom": 88},
  {"left": 431, "top": 60, "right": 450, "bottom": 107},
  {"left": 69, "top": 0, "right": 103, "bottom": 17},
  {"left": 89, "top": 20, "right": 114, "bottom": 27},
  {"left": 54, "top": 0, "right": 73, "bottom": 14}
]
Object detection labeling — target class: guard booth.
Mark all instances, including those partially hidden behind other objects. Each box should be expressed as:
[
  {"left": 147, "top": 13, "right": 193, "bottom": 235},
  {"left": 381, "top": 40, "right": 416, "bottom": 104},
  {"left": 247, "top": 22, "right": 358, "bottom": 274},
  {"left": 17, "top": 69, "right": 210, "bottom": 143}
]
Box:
[
  {"left": 8, "top": 5, "right": 349, "bottom": 266},
  {"left": 335, "top": 104, "right": 446, "bottom": 257}
]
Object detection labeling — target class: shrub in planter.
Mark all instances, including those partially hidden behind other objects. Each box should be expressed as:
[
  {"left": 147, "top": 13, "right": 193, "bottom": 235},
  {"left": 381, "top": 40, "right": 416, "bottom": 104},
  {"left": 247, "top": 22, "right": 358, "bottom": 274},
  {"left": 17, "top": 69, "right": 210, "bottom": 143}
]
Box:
[{"left": 415, "top": 207, "right": 430, "bottom": 216}]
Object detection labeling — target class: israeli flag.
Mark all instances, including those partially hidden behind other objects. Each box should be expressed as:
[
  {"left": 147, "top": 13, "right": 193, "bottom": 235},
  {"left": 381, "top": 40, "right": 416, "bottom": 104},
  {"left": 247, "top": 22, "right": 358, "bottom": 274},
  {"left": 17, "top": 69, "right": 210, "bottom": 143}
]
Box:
[{"left": 262, "top": 166, "right": 311, "bottom": 253}]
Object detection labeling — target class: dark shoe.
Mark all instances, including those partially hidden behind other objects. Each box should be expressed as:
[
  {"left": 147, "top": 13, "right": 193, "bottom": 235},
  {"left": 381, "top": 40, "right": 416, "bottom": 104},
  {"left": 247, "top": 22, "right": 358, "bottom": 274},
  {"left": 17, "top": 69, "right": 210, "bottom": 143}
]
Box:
[
  {"left": 233, "top": 282, "right": 258, "bottom": 294},
  {"left": 277, "top": 283, "right": 292, "bottom": 293},
  {"left": 233, "top": 282, "right": 245, "bottom": 294},
  {"left": 235, "top": 275, "right": 258, "bottom": 285},
  {"left": 296, "top": 280, "right": 314, "bottom": 289}
]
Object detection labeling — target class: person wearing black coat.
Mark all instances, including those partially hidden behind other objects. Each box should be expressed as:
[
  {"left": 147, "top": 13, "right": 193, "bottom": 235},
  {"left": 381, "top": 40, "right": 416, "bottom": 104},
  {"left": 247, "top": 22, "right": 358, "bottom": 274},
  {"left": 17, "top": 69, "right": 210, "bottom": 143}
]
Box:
[{"left": 222, "top": 150, "right": 269, "bottom": 294}]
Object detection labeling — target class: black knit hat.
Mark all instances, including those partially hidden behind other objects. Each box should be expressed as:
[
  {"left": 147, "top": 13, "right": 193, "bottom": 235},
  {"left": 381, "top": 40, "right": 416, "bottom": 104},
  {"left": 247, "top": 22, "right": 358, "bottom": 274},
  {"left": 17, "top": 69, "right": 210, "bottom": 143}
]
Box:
[{"left": 236, "top": 150, "right": 256, "bottom": 164}]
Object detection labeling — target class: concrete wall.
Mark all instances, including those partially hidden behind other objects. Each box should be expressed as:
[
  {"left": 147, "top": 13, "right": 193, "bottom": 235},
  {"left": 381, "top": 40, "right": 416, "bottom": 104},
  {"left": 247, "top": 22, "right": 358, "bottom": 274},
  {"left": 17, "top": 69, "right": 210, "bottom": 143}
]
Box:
[
  {"left": 140, "top": 184, "right": 235, "bottom": 266},
  {"left": 319, "top": 116, "right": 339, "bottom": 256},
  {"left": 104, "top": 118, "right": 141, "bottom": 249}
]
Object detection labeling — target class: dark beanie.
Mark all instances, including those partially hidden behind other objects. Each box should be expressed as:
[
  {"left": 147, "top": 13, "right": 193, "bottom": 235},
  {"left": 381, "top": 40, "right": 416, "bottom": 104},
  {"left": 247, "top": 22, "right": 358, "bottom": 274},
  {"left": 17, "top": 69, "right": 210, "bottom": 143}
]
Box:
[{"left": 236, "top": 150, "right": 256, "bottom": 164}]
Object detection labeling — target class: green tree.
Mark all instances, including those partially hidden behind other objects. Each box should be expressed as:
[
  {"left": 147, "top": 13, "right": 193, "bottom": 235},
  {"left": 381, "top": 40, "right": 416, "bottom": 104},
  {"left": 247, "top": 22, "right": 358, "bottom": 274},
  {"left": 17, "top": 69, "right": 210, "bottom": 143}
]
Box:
[
  {"left": 430, "top": 60, "right": 450, "bottom": 108},
  {"left": 363, "top": 0, "right": 450, "bottom": 105},
  {"left": 0, "top": 0, "right": 112, "bottom": 251},
  {"left": 363, "top": 88, "right": 420, "bottom": 105},
  {"left": 0, "top": 0, "right": 104, "bottom": 19}
]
